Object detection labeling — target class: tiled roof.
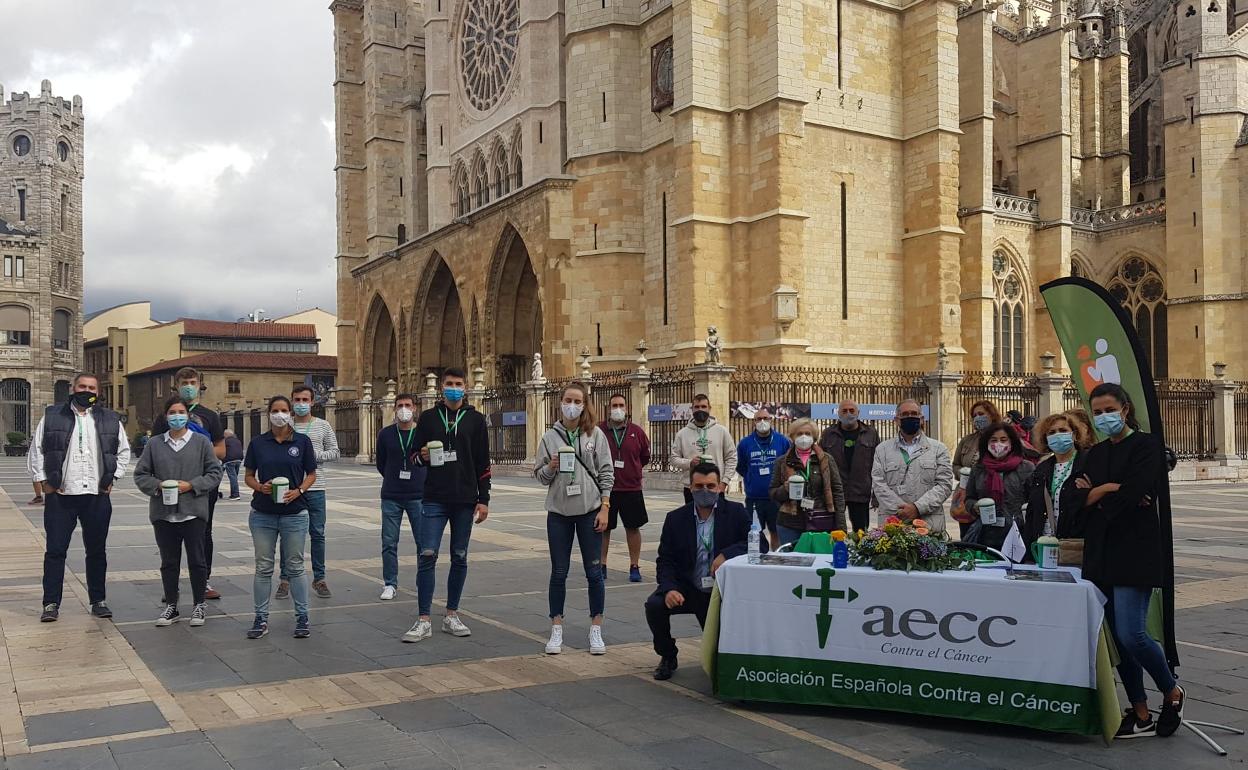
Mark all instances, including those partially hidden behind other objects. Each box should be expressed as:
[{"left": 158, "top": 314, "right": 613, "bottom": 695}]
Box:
[
  {"left": 127, "top": 352, "right": 337, "bottom": 377},
  {"left": 179, "top": 319, "right": 319, "bottom": 340}
]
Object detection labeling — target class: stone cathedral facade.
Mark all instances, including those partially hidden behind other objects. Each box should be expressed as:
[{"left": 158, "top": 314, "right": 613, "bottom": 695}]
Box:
[{"left": 333, "top": 0, "right": 1248, "bottom": 391}]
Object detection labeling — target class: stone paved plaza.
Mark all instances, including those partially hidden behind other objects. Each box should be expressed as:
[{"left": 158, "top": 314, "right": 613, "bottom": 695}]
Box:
[{"left": 0, "top": 457, "right": 1243, "bottom": 769}]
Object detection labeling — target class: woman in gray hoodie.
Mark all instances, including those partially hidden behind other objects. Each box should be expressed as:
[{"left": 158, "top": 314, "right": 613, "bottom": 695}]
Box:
[
  {"left": 133, "top": 396, "right": 222, "bottom": 627},
  {"left": 534, "top": 382, "right": 614, "bottom": 656}
]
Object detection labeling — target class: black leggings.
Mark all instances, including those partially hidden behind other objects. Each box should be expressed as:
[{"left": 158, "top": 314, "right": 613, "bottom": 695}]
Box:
[{"left": 153, "top": 518, "right": 208, "bottom": 605}]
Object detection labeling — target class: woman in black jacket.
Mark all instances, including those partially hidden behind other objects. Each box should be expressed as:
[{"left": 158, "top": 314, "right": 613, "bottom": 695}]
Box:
[
  {"left": 1077, "top": 383, "right": 1183, "bottom": 739},
  {"left": 1023, "top": 412, "right": 1092, "bottom": 553}
]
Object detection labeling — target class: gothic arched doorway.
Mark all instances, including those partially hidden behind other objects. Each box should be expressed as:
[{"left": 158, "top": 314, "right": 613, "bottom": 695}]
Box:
[
  {"left": 364, "top": 295, "right": 397, "bottom": 393},
  {"left": 488, "top": 227, "right": 542, "bottom": 385},
  {"left": 415, "top": 254, "right": 467, "bottom": 376}
]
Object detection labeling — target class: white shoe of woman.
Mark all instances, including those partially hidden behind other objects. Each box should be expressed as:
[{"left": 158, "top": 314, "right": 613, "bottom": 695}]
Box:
[
  {"left": 589, "top": 624, "right": 606, "bottom": 655},
  {"left": 379, "top": 585, "right": 397, "bottom": 601},
  {"left": 545, "top": 624, "right": 563, "bottom": 654}
]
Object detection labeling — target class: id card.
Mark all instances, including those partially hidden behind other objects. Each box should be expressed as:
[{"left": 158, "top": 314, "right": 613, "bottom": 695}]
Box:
[
  {"left": 566, "top": 484, "right": 583, "bottom": 496},
  {"left": 399, "top": 470, "right": 412, "bottom": 480},
  {"left": 700, "top": 576, "right": 714, "bottom": 590},
  {"left": 801, "top": 497, "right": 816, "bottom": 510},
  {"left": 758, "top": 466, "right": 770, "bottom": 475},
  {"left": 614, "top": 460, "right": 625, "bottom": 469},
  {"left": 444, "top": 451, "right": 458, "bottom": 463}
]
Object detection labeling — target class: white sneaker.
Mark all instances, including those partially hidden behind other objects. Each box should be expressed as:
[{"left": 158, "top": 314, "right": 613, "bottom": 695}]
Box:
[
  {"left": 155, "top": 604, "right": 179, "bottom": 627},
  {"left": 589, "top": 624, "right": 606, "bottom": 655},
  {"left": 189, "top": 603, "right": 206, "bottom": 627},
  {"left": 545, "top": 624, "right": 563, "bottom": 654},
  {"left": 379, "top": 585, "right": 397, "bottom": 601},
  {"left": 402, "top": 619, "right": 432, "bottom": 643},
  {"left": 442, "top": 614, "right": 471, "bottom": 637}
]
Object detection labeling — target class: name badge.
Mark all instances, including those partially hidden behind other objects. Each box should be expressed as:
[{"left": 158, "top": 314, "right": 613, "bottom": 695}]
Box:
[
  {"left": 801, "top": 497, "right": 816, "bottom": 510},
  {"left": 614, "top": 459, "right": 625, "bottom": 469},
  {"left": 398, "top": 470, "right": 412, "bottom": 480},
  {"left": 566, "top": 484, "right": 582, "bottom": 496},
  {"left": 700, "top": 576, "right": 714, "bottom": 590},
  {"left": 444, "top": 451, "right": 458, "bottom": 463},
  {"left": 758, "top": 466, "right": 770, "bottom": 476}
]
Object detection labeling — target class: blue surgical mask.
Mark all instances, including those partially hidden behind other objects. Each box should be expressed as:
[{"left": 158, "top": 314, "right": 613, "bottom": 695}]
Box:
[
  {"left": 293, "top": 402, "right": 312, "bottom": 417},
  {"left": 167, "top": 414, "right": 189, "bottom": 430},
  {"left": 972, "top": 414, "right": 990, "bottom": 431},
  {"left": 179, "top": 384, "right": 199, "bottom": 401},
  {"left": 839, "top": 413, "right": 857, "bottom": 427},
  {"left": 1046, "top": 431, "right": 1074, "bottom": 454},
  {"left": 691, "top": 489, "right": 719, "bottom": 509},
  {"left": 443, "top": 387, "right": 465, "bottom": 403},
  {"left": 1093, "top": 411, "right": 1125, "bottom": 436}
]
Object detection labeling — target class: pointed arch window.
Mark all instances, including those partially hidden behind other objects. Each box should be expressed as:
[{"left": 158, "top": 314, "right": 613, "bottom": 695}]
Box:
[
  {"left": 472, "top": 154, "right": 490, "bottom": 209},
  {"left": 492, "top": 147, "right": 510, "bottom": 199},
  {"left": 1107, "top": 256, "right": 1168, "bottom": 377},
  {"left": 991, "top": 250, "right": 1027, "bottom": 374}
]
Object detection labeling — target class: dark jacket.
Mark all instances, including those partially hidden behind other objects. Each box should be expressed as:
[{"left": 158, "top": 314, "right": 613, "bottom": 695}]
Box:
[
  {"left": 376, "top": 424, "right": 427, "bottom": 501},
  {"left": 598, "top": 420, "right": 650, "bottom": 492},
  {"left": 1023, "top": 452, "right": 1090, "bottom": 551},
  {"left": 223, "top": 435, "right": 245, "bottom": 463},
  {"left": 40, "top": 403, "right": 124, "bottom": 493},
  {"left": 1079, "top": 431, "right": 1166, "bottom": 588},
  {"left": 965, "top": 459, "right": 1035, "bottom": 549},
  {"left": 819, "top": 423, "right": 879, "bottom": 504},
  {"left": 655, "top": 500, "right": 767, "bottom": 594},
  {"left": 769, "top": 445, "right": 847, "bottom": 532},
  {"left": 413, "top": 403, "right": 491, "bottom": 505}
]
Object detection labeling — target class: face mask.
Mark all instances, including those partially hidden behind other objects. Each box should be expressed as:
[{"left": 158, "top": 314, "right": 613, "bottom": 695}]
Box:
[
  {"left": 755, "top": 420, "right": 772, "bottom": 435},
  {"left": 609, "top": 407, "right": 627, "bottom": 422},
  {"left": 70, "top": 391, "right": 96, "bottom": 409},
  {"left": 839, "top": 413, "right": 857, "bottom": 427},
  {"left": 1094, "top": 411, "right": 1125, "bottom": 436},
  {"left": 179, "top": 384, "right": 199, "bottom": 401},
  {"left": 293, "top": 402, "right": 312, "bottom": 417},
  {"left": 987, "top": 441, "right": 1011, "bottom": 458},
  {"left": 443, "top": 387, "right": 465, "bottom": 403},
  {"left": 899, "top": 416, "right": 922, "bottom": 436},
  {"left": 561, "top": 402, "right": 584, "bottom": 421},
  {"left": 167, "top": 414, "right": 189, "bottom": 430},
  {"left": 270, "top": 412, "right": 291, "bottom": 428},
  {"left": 691, "top": 488, "right": 719, "bottom": 509},
  {"left": 396, "top": 406, "right": 414, "bottom": 423},
  {"left": 693, "top": 410, "right": 710, "bottom": 424},
  {"left": 1046, "top": 431, "right": 1074, "bottom": 454},
  {"left": 794, "top": 435, "right": 815, "bottom": 450},
  {"left": 972, "top": 414, "right": 990, "bottom": 431}
]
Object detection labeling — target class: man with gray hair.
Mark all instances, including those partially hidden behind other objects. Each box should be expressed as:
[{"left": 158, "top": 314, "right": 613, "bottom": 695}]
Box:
[
  {"left": 870, "top": 399, "right": 954, "bottom": 535},
  {"left": 819, "top": 400, "right": 879, "bottom": 533}
]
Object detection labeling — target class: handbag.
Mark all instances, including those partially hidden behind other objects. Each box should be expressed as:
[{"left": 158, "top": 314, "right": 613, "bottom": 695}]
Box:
[
  {"left": 1043, "top": 486, "right": 1084, "bottom": 567},
  {"left": 806, "top": 511, "right": 842, "bottom": 532}
]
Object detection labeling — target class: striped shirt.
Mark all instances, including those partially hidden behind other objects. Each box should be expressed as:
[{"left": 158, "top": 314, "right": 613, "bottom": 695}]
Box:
[{"left": 293, "top": 416, "right": 340, "bottom": 491}]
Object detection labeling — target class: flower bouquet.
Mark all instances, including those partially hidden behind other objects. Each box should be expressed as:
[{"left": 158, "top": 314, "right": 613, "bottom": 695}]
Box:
[{"left": 849, "top": 516, "right": 974, "bottom": 572}]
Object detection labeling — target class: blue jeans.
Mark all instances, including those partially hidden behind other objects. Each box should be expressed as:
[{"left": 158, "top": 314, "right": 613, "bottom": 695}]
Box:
[
  {"left": 777, "top": 524, "right": 804, "bottom": 548},
  {"left": 1108, "top": 585, "right": 1177, "bottom": 705},
  {"left": 281, "top": 491, "right": 326, "bottom": 582},
  {"left": 250, "top": 510, "right": 309, "bottom": 618},
  {"left": 417, "top": 502, "right": 475, "bottom": 617},
  {"left": 547, "top": 511, "right": 604, "bottom": 619},
  {"left": 224, "top": 461, "right": 241, "bottom": 498},
  {"left": 381, "top": 498, "right": 422, "bottom": 588}
]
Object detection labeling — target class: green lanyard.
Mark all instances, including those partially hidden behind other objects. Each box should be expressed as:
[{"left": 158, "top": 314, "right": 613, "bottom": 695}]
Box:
[
  {"left": 611, "top": 426, "right": 626, "bottom": 449},
  {"left": 798, "top": 455, "right": 813, "bottom": 482},
  {"left": 562, "top": 427, "right": 581, "bottom": 482},
  {"left": 439, "top": 407, "right": 466, "bottom": 437},
  {"left": 397, "top": 426, "right": 416, "bottom": 469},
  {"left": 697, "top": 517, "right": 715, "bottom": 552}
]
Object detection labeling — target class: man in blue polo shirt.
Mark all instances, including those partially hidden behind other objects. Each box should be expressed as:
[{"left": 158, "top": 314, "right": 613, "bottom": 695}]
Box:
[{"left": 735, "top": 408, "right": 789, "bottom": 549}]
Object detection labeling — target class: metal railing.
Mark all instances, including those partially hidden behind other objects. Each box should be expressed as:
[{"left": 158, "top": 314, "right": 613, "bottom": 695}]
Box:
[
  {"left": 646, "top": 366, "right": 696, "bottom": 473},
  {"left": 333, "top": 400, "right": 360, "bottom": 459},
  {"left": 480, "top": 384, "right": 526, "bottom": 465},
  {"left": 956, "top": 372, "right": 1040, "bottom": 438},
  {"left": 1236, "top": 385, "right": 1248, "bottom": 460},
  {"left": 1155, "top": 379, "right": 1215, "bottom": 460}
]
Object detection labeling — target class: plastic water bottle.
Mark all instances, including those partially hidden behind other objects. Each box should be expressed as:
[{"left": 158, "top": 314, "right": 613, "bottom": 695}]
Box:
[{"left": 748, "top": 514, "right": 762, "bottom": 564}]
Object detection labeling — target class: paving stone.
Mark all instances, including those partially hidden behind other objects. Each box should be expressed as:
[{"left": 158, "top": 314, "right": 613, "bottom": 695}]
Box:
[
  {"left": 406, "top": 722, "right": 562, "bottom": 768},
  {"left": 6, "top": 745, "right": 120, "bottom": 770},
  {"left": 23, "top": 703, "right": 169, "bottom": 747},
  {"left": 448, "top": 690, "right": 586, "bottom": 738},
  {"left": 372, "top": 699, "right": 481, "bottom": 733},
  {"left": 639, "top": 736, "right": 776, "bottom": 769},
  {"left": 106, "top": 731, "right": 210, "bottom": 755},
  {"left": 109, "top": 741, "right": 229, "bottom": 770},
  {"left": 305, "top": 718, "right": 436, "bottom": 767},
  {"left": 204, "top": 720, "right": 321, "bottom": 761}
]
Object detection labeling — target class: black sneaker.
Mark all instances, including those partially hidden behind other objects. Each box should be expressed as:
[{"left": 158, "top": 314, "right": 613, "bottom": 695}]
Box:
[
  {"left": 155, "top": 604, "right": 179, "bottom": 627},
  {"left": 246, "top": 615, "right": 269, "bottom": 639},
  {"left": 1157, "top": 685, "right": 1185, "bottom": 737},
  {"left": 653, "top": 657, "right": 678, "bottom": 681},
  {"left": 293, "top": 614, "right": 310, "bottom": 639},
  {"left": 91, "top": 602, "right": 113, "bottom": 619},
  {"left": 40, "top": 603, "right": 58, "bottom": 622},
  {"left": 1115, "top": 710, "right": 1157, "bottom": 739}
]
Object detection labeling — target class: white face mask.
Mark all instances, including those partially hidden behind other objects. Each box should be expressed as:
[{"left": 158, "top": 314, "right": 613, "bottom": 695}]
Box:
[
  {"left": 561, "top": 402, "right": 584, "bottom": 421},
  {"left": 756, "top": 420, "right": 772, "bottom": 434},
  {"left": 270, "top": 411, "right": 291, "bottom": 428},
  {"left": 794, "top": 435, "right": 815, "bottom": 450},
  {"left": 396, "top": 406, "right": 414, "bottom": 423},
  {"left": 609, "top": 407, "right": 626, "bottom": 422}
]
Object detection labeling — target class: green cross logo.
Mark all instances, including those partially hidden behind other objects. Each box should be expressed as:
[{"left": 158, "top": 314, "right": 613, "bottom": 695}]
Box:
[{"left": 792, "top": 567, "right": 859, "bottom": 649}]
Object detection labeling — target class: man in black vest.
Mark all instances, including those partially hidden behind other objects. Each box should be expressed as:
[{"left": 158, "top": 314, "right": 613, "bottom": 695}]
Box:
[{"left": 28, "top": 373, "right": 131, "bottom": 622}]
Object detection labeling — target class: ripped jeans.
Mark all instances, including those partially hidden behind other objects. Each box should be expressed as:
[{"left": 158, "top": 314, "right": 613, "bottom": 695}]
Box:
[
  {"left": 547, "top": 510, "right": 604, "bottom": 619},
  {"left": 416, "top": 501, "right": 475, "bottom": 617}
]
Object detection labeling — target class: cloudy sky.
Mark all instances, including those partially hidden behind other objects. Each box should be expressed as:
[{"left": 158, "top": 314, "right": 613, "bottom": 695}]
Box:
[{"left": 1, "top": 0, "right": 337, "bottom": 321}]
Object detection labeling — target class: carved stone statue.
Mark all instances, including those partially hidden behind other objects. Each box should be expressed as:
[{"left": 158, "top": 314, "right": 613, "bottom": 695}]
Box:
[
  {"left": 937, "top": 341, "right": 949, "bottom": 372},
  {"left": 531, "top": 353, "right": 544, "bottom": 382},
  {"left": 706, "top": 326, "right": 723, "bottom": 365}
]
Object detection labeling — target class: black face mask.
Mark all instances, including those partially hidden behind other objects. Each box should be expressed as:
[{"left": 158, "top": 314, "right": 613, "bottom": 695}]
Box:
[
  {"left": 693, "top": 410, "right": 710, "bottom": 424},
  {"left": 899, "top": 416, "right": 922, "bottom": 436},
  {"left": 70, "top": 391, "right": 97, "bottom": 409}
]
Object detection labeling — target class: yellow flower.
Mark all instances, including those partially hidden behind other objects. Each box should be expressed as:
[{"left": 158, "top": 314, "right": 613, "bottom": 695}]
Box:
[
  {"left": 830, "top": 530, "right": 847, "bottom": 542},
  {"left": 877, "top": 536, "right": 892, "bottom": 552}
]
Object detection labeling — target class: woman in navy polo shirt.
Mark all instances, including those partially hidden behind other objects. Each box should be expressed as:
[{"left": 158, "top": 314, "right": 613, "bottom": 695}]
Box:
[{"left": 243, "top": 395, "right": 317, "bottom": 639}]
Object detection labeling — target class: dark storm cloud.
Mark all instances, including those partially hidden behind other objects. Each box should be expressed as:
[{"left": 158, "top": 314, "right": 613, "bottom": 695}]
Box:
[{"left": 0, "top": 0, "right": 337, "bottom": 320}]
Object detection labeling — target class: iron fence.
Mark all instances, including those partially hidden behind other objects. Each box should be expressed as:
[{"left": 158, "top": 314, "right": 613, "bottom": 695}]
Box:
[
  {"left": 333, "top": 400, "right": 359, "bottom": 459},
  {"left": 956, "top": 372, "right": 1040, "bottom": 438},
  {"left": 1063, "top": 382, "right": 1086, "bottom": 415},
  {"left": 1155, "top": 379, "right": 1215, "bottom": 460},
  {"left": 728, "top": 366, "right": 930, "bottom": 443},
  {"left": 481, "top": 383, "right": 527, "bottom": 465},
  {"left": 591, "top": 368, "right": 635, "bottom": 423},
  {"left": 1236, "top": 384, "right": 1248, "bottom": 460},
  {"left": 646, "top": 366, "right": 696, "bottom": 472}
]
